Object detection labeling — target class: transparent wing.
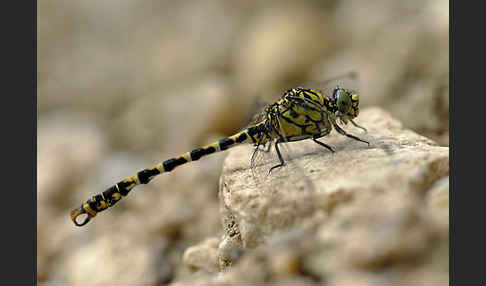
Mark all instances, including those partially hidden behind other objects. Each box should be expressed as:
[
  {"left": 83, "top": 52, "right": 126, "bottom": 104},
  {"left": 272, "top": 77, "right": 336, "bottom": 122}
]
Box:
[
  {"left": 248, "top": 114, "right": 317, "bottom": 208},
  {"left": 300, "top": 71, "right": 360, "bottom": 97},
  {"left": 249, "top": 139, "right": 278, "bottom": 185},
  {"left": 249, "top": 139, "right": 317, "bottom": 199},
  {"left": 242, "top": 93, "right": 270, "bottom": 130}
]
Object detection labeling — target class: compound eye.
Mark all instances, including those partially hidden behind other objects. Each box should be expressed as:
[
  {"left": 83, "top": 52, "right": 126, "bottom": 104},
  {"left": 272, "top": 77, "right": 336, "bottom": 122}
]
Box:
[{"left": 336, "top": 89, "right": 352, "bottom": 113}]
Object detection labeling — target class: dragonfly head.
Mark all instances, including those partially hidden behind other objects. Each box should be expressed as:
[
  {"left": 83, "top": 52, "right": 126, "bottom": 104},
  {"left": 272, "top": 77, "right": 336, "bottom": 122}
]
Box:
[{"left": 332, "top": 87, "right": 360, "bottom": 119}]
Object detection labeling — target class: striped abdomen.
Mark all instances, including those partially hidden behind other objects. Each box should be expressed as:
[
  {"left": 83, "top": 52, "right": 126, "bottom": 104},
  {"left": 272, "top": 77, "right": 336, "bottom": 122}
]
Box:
[{"left": 71, "top": 122, "right": 271, "bottom": 226}]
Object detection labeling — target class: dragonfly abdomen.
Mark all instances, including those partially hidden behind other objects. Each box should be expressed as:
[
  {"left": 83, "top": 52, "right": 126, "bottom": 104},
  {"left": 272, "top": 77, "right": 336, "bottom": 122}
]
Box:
[{"left": 71, "top": 122, "right": 270, "bottom": 226}]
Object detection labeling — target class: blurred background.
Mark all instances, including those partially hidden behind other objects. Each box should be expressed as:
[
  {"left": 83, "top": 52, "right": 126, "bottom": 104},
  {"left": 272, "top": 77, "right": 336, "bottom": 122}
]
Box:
[{"left": 37, "top": 0, "right": 448, "bottom": 285}]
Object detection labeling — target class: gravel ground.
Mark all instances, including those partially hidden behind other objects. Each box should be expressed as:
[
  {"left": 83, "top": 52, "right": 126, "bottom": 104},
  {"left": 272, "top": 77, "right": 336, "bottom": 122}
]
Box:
[{"left": 38, "top": 1, "right": 448, "bottom": 285}]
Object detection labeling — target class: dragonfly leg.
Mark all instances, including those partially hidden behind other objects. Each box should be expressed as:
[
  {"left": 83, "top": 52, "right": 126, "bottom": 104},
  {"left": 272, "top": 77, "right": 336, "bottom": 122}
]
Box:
[
  {"left": 268, "top": 140, "right": 285, "bottom": 174},
  {"left": 312, "top": 135, "right": 335, "bottom": 153},
  {"left": 333, "top": 122, "right": 370, "bottom": 146}
]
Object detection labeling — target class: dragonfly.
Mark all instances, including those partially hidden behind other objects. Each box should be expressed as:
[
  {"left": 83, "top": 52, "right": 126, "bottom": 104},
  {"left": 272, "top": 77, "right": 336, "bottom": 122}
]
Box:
[{"left": 71, "top": 72, "right": 369, "bottom": 227}]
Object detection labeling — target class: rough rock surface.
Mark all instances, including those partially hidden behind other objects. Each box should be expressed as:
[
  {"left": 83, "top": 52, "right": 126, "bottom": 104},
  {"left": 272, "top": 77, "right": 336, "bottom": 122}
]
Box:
[
  {"left": 180, "top": 107, "right": 448, "bottom": 285},
  {"left": 38, "top": 1, "right": 448, "bottom": 285}
]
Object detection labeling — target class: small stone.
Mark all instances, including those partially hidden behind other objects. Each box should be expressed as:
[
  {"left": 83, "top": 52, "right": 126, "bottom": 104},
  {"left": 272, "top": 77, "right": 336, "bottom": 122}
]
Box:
[
  {"left": 183, "top": 237, "right": 220, "bottom": 273},
  {"left": 65, "top": 234, "right": 165, "bottom": 286}
]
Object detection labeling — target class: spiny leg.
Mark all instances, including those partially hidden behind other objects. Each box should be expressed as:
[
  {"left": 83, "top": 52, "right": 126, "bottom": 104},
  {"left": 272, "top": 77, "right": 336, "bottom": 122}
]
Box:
[
  {"left": 268, "top": 139, "right": 285, "bottom": 174},
  {"left": 333, "top": 123, "right": 370, "bottom": 146},
  {"left": 350, "top": 119, "right": 367, "bottom": 133},
  {"left": 312, "top": 136, "right": 335, "bottom": 153}
]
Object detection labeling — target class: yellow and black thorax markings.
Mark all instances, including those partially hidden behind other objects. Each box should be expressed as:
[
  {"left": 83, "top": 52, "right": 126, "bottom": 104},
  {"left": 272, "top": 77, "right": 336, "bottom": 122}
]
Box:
[{"left": 266, "top": 87, "right": 332, "bottom": 139}]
